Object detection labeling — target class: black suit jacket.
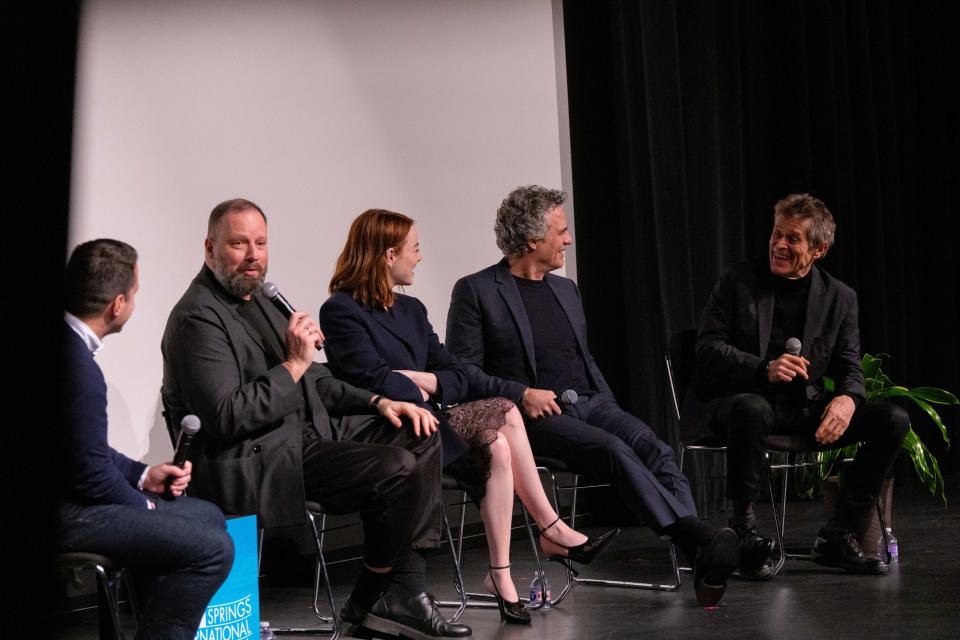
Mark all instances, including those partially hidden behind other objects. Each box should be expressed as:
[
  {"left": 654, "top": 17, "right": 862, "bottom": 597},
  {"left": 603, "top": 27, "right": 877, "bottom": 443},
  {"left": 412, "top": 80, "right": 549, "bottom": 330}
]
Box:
[
  {"left": 319, "top": 291, "right": 469, "bottom": 462},
  {"left": 683, "top": 258, "right": 866, "bottom": 434},
  {"left": 161, "top": 266, "right": 376, "bottom": 529},
  {"left": 445, "top": 259, "right": 613, "bottom": 403}
]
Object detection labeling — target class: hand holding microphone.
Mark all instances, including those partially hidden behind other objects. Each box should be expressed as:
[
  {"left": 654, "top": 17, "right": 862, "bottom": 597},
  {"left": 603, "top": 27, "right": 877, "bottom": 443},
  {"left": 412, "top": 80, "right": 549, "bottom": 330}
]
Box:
[
  {"left": 262, "top": 282, "right": 324, "bottom": 349},
  {"left": 141, "top": 415, "right": 201, "bottom": 500},
  {"left": 766, "top": 337, "right": 810, "bottom": 383},
  {"left": 263, "top": 282, "right": 325, "bottom": 382}
]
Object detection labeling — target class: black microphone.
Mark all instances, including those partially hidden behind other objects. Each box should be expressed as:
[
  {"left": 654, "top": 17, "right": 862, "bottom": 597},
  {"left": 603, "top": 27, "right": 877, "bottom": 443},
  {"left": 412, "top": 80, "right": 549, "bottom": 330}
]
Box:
[
  {"left": 556, "top": 389, "right": 579, "bottom": 407},
  {"left": 165, "top": 415, "right": 201, "bottom": 499},
  {"left": 785, "top": 337, "right": 802, "bottom": 356},
  {"left": 262, "top": 281, "right": 324, "bottom": 350},
  {"left": 262, "top": 282, "right": 296, "bottom": 318}
]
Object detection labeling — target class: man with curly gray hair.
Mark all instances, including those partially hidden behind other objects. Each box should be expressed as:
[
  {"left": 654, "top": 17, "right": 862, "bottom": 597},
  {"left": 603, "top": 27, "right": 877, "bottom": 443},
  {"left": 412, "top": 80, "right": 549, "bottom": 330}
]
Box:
[{"left": 447, "top": 185, "right": 739, "bottom": 607}]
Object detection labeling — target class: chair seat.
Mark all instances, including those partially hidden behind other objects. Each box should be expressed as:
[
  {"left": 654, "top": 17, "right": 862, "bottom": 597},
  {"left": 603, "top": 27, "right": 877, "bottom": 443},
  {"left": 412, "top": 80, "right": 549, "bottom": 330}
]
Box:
[
  {"left": 441, "top": 474, "right": 461, "bottom": 491},
  {"left": 57, "top": 552, "right": 116, "bottom": 571},
  {"left": 305, "top": 500, "right": 325, "bottom": 514},
  {"left": 534, "top": 456, "right": 569, "bottom": 472},
  {"left": 763, "top": 434, "right": 820, "bottom": 452},
  {"left": 684, "top": 433, "right": 823, "bottom": 453},
  {"left": 683, "top": 434, "right": 726, "bottom": 449}
]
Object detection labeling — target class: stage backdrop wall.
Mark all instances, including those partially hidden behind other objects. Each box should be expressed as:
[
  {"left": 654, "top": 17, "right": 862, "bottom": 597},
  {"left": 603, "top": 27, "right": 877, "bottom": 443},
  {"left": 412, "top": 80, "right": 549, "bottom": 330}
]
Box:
[{"left": 70, "top": 0, "right": 574, "bottom": 462}]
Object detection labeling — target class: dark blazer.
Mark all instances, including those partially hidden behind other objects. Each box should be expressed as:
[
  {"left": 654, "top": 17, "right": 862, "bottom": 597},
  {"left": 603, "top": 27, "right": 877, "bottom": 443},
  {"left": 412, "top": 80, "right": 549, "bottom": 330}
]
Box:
[
  {"left": 320, "top": 291, "right": 469, "bottom": 462},
  {"left": 161, "top": 266, "right": 376, "bottom": 529},
  {"left": 445, "top": 259, "right": 613, "bottom": 403},
  {"left": 683, "top": 258, "right": 866, "bottom": 433},
  {"left": 62, "top": 324, "right": 148, "bottom": 508}
]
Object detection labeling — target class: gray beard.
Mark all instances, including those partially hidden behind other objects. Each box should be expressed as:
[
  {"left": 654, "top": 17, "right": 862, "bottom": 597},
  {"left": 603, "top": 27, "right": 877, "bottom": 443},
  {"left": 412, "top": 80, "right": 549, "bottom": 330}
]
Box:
[{"left": 212, "top": 263, "right": 265, "bottom": 298}]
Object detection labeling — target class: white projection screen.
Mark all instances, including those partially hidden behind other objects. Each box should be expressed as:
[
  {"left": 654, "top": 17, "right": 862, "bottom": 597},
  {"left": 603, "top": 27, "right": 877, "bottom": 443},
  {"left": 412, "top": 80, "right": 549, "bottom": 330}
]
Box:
[{"left": 70, "top": 0, "right": 575, "bottom": 462}]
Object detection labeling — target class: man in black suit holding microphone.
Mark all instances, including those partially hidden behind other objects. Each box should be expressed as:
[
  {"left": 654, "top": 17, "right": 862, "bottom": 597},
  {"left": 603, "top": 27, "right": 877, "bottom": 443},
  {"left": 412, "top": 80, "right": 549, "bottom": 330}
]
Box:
[
  {"left": 161, "top": 199, "right": 471, "bottom": 639},
  {"left": 58, "top": 239, "right": 234, "bottom": 640},
  {"left": 686, "top": 193, "right": 909, "bottom": 577}
]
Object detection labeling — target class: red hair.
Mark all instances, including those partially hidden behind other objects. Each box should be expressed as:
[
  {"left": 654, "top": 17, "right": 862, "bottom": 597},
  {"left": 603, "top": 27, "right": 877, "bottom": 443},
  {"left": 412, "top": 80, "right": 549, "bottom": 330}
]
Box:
[{"left": 329, "top": 209, "right": 414, "bottom": 308}]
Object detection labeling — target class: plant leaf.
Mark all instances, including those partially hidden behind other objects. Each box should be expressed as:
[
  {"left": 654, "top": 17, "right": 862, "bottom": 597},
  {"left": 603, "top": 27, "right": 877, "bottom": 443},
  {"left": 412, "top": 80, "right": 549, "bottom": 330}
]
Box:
[
  {"left": 861, "top": 353, "right": 882, "bottom": 380},
  {"left": 908, "top": 387, "right": 960, "bottom": 405},
  {"left": 902, "top": 428, "right": 947, "bottom": 504}
]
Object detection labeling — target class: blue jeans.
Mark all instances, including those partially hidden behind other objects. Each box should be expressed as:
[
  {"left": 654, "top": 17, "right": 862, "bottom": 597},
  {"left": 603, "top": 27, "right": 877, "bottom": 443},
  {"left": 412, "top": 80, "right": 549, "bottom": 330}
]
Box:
[
  {"left": 57, "top": 494, "right": 234, "bottom": 640},
  {"left": 526, "top": 393, "right": 697, "bottom": 531}
]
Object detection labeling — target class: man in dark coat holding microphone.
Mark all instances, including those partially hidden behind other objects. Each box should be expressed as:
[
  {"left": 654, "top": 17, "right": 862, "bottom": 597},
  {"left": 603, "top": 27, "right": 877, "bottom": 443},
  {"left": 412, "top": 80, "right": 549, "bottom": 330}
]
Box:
[{"left": 685, "top": 193, "right": 909, "bottom": 577}]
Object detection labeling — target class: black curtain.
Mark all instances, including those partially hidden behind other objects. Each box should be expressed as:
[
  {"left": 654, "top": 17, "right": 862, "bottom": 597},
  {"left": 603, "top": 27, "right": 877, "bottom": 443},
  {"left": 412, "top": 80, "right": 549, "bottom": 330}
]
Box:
[
  {"left": 564, "top": 0, "right": 960, "bottom": 491},
  {"left": 11, "top": 4, "right": 79, "bottom": 636}
]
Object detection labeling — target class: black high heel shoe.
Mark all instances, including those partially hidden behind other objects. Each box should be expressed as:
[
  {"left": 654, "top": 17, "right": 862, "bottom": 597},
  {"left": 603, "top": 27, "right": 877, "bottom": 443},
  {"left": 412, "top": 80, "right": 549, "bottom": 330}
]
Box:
[
  {"left": 540, "top": 517, "right": 620, "bottom": 571},
  {"left": 484, "top": 564, "right": 531, "bottom": 625}
]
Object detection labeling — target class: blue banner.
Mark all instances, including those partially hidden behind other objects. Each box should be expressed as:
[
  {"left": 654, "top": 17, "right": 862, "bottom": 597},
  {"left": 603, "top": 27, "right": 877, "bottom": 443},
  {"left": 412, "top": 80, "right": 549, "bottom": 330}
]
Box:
[{"left": 194, "top": 515, "right": 259, "bottom": 640}]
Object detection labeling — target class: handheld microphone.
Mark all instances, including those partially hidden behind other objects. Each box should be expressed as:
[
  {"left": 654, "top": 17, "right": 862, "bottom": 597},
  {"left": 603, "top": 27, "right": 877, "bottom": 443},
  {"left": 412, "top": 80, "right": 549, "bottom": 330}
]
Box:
[
  {"left": 785, "top": 337, "right": 802, "bottom": 356},
  {"left": 262, "top": 282, "right": 296, "bottom": 318},
  {"left": 262, "top": 282, "right": 324, "bottom": 350},
  {"left": 557, "top": 389, "right": 579, "bottom": 407},
  {"left": 165, "top": 415, "right": 201, "bottom": 499}
]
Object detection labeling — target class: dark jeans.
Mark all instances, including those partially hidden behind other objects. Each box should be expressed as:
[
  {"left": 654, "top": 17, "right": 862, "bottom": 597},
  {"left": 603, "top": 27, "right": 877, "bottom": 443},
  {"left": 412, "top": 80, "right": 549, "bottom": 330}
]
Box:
[
  {"left": 301, "top": 415, "right": 442, "bottom": 567},
  {"left": 526, "top": 393, "right": 697, "bottom": 532},
  {"left": 57, "top": 495, "right": 234, "bottom": 640},
  {"left": 710, "top": 393, "right": 909, "bottom": 530}
]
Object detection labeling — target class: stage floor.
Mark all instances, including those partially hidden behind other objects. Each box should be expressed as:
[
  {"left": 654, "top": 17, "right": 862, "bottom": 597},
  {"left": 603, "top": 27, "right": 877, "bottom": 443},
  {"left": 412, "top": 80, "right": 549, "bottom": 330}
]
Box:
[{"left": 57, "top": 474, "right": 960, "bottom": 639}]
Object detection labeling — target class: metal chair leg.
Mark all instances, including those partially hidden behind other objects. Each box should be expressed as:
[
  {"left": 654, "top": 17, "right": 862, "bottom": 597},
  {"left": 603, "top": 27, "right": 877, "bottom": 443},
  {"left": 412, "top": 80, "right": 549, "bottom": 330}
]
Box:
[
  {"left": 538, "top": 467, "right": 681, "bottom": 604},
  {"left": 876, "top": 500, "right": 891, "bottom": 562},
  {"left": 93, "top": 565, "right": 126, "bottom": 640},
  {"left": 438, "top": 503, "right": 469, "bottom": 622}
]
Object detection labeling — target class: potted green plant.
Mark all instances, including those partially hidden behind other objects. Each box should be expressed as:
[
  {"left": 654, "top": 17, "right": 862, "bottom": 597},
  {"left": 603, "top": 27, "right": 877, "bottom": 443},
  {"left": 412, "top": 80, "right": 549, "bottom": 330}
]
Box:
[{"left": 788, "top": 353, "right": 955, "bottom": 552}]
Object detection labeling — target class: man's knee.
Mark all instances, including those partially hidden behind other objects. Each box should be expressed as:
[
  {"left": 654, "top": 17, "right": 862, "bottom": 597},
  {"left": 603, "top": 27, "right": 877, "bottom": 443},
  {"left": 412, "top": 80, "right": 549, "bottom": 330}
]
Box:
[
  {"left": 380, "top": 447, "right": 419, "bottom": 483},
  {"left": 869, "top": 401, "right": 910, "bottom": 442},
  {"left": 722, "top": 393, "right": 773, "bottom": 437}
]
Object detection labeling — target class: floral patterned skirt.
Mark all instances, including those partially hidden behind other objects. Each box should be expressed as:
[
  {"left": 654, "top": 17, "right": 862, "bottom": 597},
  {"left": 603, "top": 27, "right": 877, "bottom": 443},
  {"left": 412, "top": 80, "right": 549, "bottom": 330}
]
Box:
[{"left": 443, "top": 397, "right": 515, "bottom": 503}]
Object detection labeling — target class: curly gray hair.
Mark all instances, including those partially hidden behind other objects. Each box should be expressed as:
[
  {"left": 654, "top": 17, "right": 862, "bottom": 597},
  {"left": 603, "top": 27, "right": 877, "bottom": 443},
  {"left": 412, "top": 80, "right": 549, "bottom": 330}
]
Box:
[{"left": 494, "top": 185, "right": 567, "bottom": 258}]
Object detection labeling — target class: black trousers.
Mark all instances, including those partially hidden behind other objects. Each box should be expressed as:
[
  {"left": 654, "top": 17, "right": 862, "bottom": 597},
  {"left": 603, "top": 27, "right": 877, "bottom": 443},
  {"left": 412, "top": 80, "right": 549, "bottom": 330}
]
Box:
[
  {"left": 526, "top": 393, "right": 697, "bottom": 533},
  {"left": 301, "top": 416, "right": 442, "bottom": 567},
  {"left": 710, "top": 393, "right": 909, "bottom": 530}
]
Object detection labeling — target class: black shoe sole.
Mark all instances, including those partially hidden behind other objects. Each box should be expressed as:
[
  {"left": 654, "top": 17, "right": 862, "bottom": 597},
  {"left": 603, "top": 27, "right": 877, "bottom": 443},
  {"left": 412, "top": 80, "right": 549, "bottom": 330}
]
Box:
[
  {"left": 695, "top": 528, "right": 739, "bottom": 607},
  {"left": 363, "top": 613, "right": 473, "bottom": 640},
  {"left": 811, "top": 553, "right": 888, "bottom": 575}
]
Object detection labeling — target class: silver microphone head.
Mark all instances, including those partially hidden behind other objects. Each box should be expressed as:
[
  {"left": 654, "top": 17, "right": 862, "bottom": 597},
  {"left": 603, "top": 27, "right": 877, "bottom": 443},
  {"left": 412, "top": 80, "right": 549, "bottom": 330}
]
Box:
[
  {"left": 262, "top": 282, "right": 279, "bottom": 299},
  {"left": 560, "top": 389, "right": 579, "bottom": 406},
  {"left": 180, "top": 414, "right": 201, "bottom": 435},
  {"left": 785, "top": 337, "right": 802, "bottom": 356}
]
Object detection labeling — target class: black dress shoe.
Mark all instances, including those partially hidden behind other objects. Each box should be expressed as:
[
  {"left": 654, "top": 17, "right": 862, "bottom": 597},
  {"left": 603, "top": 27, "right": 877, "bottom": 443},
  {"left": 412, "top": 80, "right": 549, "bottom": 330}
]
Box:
[
  {"left": 730, "top": 521, "right": 775, "bottom": 580},
  {"left": 364, "top": 592, "right": 473, "bottom": 639},
  {"left": 694, "top": 527, "right": 739, "bottom": 607},
  {"left": 340, "top": 595, "right": 369, "bottom": 625},
  {"left": 540, "top": 517, "right": 621, "bottom": 571},
  {"left": 811, "top": 529, "right": 888, "bottom": 575},
  {"left": 338, "top": 596, "right": 376, "bottom": 639}
]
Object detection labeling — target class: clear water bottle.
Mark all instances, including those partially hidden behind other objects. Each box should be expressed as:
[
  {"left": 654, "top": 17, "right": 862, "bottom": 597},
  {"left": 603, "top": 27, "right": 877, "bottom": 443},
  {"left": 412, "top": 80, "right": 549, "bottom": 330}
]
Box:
[
  {"left": 878, "top": 528, "right": 898, "bottom": 563},
  {"left": 260, "top": 621, "right": 276, "bottom": 639},
  {"left": 528, "top": 571, "right": 552, "bottom": 608}
]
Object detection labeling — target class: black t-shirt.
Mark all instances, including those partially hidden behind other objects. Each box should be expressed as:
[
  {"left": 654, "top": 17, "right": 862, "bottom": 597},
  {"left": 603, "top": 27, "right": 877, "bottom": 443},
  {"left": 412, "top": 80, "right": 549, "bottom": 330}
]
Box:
[{"left": 513, "top": 276, "right": 594, "bottom": 397}]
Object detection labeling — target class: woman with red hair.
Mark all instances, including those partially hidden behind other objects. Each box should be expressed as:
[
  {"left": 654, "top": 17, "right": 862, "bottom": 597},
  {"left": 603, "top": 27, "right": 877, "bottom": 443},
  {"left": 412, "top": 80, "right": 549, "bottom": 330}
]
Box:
[{"left": 321, "top": 209, "right": 618, "bottom": 625}]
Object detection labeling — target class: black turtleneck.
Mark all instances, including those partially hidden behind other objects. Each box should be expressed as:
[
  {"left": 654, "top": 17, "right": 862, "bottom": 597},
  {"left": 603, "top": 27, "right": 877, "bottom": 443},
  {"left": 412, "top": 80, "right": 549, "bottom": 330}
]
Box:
[{"left": 764, "top": 269, "right": 812, "bottom": 361}]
